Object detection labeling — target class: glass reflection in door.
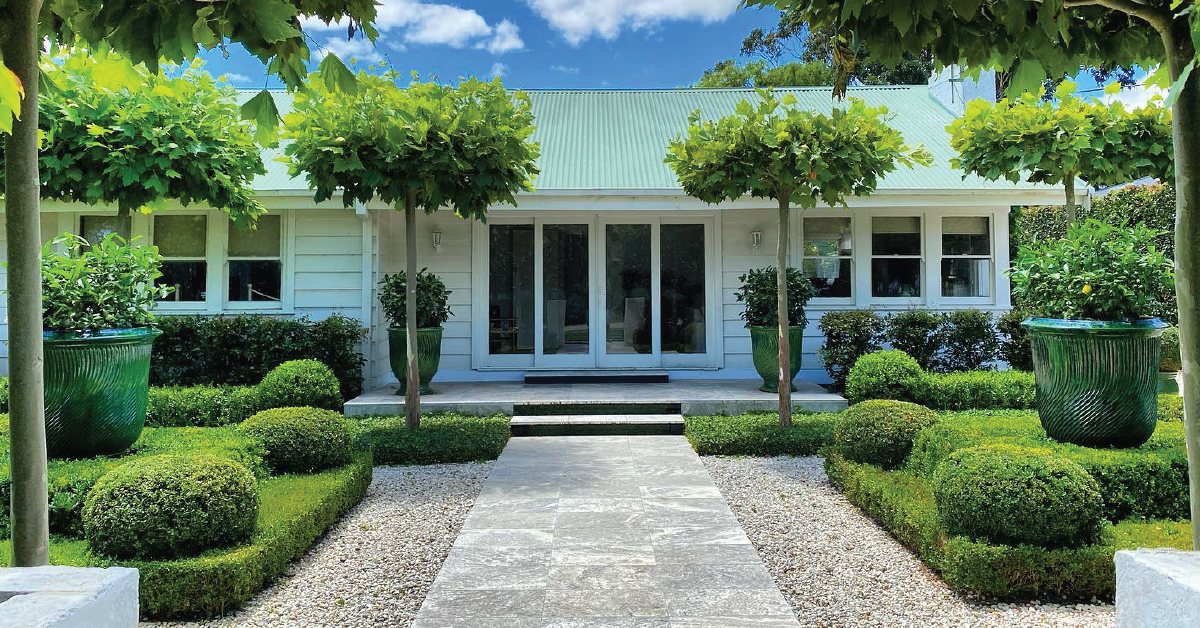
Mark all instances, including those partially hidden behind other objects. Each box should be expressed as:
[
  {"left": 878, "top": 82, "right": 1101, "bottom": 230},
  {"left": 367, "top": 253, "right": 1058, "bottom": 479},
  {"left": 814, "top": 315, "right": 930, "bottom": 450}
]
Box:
[
  {"left": 488, "top": 225, "right": 534, "bottom": 355},
  {"left": 543, "top": 224, "right": 590, "bottom": 355},
  {"left": 660, "top": 224, "right": 706, "bottom": 354},
  {"left": 605, "top": 224, "right": 652, "bottom": 355}
]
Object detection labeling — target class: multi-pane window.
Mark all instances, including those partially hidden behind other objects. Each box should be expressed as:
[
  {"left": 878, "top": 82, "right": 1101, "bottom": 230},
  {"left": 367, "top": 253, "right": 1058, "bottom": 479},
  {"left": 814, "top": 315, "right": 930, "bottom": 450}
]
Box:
[
  {"left": 154, "top": 215, "right": 208, "bottom": 302},
  {"left": 941, "top": 216, "right": 992, "bottom": 298},
  {"left": 871, "top": 216, "right": 922, "bottom": 298},
  {"left": 80, "top": 215, "right": 131, "bottom": 246},
  {"left": 802, "top": 217, "right": 852, "bottom": 298},
  {"left": 228, "top": 215, "right": 282, "bottom": 303}
]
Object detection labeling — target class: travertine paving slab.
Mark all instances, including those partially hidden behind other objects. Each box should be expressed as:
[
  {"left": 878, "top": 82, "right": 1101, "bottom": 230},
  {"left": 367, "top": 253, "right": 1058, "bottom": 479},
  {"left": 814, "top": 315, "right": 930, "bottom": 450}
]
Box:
[{"left": 413, "top": 436, "right": 800, "bottom": 628}]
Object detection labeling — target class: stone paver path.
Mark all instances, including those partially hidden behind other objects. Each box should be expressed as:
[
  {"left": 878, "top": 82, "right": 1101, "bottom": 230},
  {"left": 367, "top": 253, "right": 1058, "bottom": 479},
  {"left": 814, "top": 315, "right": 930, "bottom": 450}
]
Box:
[{"left": 413, "top": 435, "right": 801, "bottom": 628}]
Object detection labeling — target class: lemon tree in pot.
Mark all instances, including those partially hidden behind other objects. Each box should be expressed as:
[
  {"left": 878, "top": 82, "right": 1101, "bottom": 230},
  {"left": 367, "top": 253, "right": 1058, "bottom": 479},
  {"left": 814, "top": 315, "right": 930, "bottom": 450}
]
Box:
[
  {"left": 735, "top": 267, "right": 817, "bottom": 393},
  {"left": 379, "top": 269, "right": 451, "bottom": 395},
  {"left": 1010, "top": 219, "right": 1175, "bottom": 448},
  {"left": 38, "top": 233, "right": 171, "bottom": 458}
]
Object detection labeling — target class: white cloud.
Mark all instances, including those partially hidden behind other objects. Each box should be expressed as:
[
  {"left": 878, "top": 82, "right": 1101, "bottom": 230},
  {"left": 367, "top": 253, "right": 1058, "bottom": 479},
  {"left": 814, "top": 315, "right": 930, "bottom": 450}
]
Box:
[
  {"left": 306, "top": 1, "right": 524, "bottom": 55},
  {"left": 523, "top": 0, "right": 738, "bottom": 45},
  {"left": 550, "top": 64, "right": 580, "bottom": 74},
  {"left": 220, "top": 72, "right": 252, "bottom": 84},
  {"left": 490, "top": 62, "right": 508, "bottom": 78},
  {"left": 315, "top": 37, "right": 384, "bottom": 64},
  {"left": 1098, "top": 72, "right": 1165, "bottom": 109}
]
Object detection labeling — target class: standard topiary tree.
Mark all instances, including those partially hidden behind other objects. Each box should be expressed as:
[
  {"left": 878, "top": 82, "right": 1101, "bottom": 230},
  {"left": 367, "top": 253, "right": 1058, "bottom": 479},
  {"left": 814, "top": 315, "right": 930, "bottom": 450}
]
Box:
[
  {"left": 257, "top": 360, "right": 343, "bottom": 411},
  {"left": 284, "top": 70, "right": 540, "bottom": 429},
  {"left": 833, "top": 399, "right": 937, "bottom": 468},
  {"left": 238, "top": 407, "right": 352, "bottom": 474},
  {"left": 665, "top": 91, "right": 931, "bottom": 426},
  {"left": 82, "top": 454, "right": 258, "bottom": 560},
  {"left": 844, "top": 350, "right": 925, "bottom": 405}
]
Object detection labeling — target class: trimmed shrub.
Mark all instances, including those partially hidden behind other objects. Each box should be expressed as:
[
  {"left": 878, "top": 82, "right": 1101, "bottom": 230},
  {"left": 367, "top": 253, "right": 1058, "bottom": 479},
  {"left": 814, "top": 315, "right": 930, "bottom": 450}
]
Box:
[
  {"left": 996, "top": 310, "right": 1033, "bottom": 371},
  {"left": 818, "top": 310, "right": 886, "bottom": 390},
  {"left": 147, "top": 385, "right": 261, "bottom": 427},
  {"left": 844, "top": 350, "right": 923, "bottom": 404},
  {"left": 684, "top": 412, "right": 837, "bottom": 456},
  {"left": 939, "top": 309, "right": 999, "bottom": 371},
  {"left": 82, "top": 455, "right": 258, "bottom": 560},
  {"left": 932, "top": 445, "right": 1105, "bottom": 549},
  {"left": 1160, "top": 327, "right": 1182, "bottom": 372},
  {"left": 833, "top": 399, "right": 937, "bottom": 468},
  {"left": 733, "top": 266, "right": 818, "bottom": 327},
  {"left": 350, "top": 413, "right": 510, "bottom": 465},
  {"left": 151, "top": 313, "right": 367, "bottom": 401},
  {"left": 257, "top": 360, "right": 342, "bottom": 411},
  {"left": 239, "top": 407, "right": 352, "bottom": 474},
  {"left": 914, "top": 370, "right": 1035, "bottom": 411},
  {"left": 1159, "top": 393, "right": 1184, "bottom": 422},
  {"left": 884, "top": 310, "right": 946, "bottom": 371}
]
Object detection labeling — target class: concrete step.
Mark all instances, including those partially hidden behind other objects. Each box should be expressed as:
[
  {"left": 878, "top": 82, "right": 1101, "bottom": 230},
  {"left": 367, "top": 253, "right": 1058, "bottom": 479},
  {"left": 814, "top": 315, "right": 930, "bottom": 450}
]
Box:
[
  {"left": 510, "top": 414, "right": 685, "bottom": 437},
  {"left": 523, "top": 370, "right": 670, "bottom": 384},
  {"left": 513, "top": 401, "right": 682, "bottom": 416}
]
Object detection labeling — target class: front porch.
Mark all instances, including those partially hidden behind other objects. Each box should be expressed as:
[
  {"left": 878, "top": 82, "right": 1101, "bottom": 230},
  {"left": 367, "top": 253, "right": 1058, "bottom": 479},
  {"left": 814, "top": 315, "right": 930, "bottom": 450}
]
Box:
[{"left": 343, "top": 378, "right": 848, "bottom": 416}]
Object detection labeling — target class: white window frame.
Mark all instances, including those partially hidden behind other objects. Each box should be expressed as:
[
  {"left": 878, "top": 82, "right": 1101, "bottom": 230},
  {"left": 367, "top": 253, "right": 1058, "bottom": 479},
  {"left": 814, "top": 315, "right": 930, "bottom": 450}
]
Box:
[
  {"left": 151, "top": 212, "right": 213, "bottom": 312},
  {"left": 938, "top": 213, "right": 998, "bottom": 306},
  {"left": 800, "top": 214, "right": 855, "bottom": 306},
  {"left": 226, "top": 214, "right": 287, "bottom": 310},
  {"left": 868, "top": 214, "right": 925, "bottom": 305}
]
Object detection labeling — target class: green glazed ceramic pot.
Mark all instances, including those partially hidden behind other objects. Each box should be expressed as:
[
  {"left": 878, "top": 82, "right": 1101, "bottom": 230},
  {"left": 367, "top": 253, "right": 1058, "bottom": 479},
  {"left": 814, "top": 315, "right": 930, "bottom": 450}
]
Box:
[
  {"left": 43, "top": 328, "right": 162, "bottom": 458},
  {"left": 1024, "top": 317, "right": 1167, "bottom": 448},
  {"left": 389, "top": 327, "right": 443, "bottom": 395},
  {"left": 749, "top": 325, "right": 805, "bottom": 393}
]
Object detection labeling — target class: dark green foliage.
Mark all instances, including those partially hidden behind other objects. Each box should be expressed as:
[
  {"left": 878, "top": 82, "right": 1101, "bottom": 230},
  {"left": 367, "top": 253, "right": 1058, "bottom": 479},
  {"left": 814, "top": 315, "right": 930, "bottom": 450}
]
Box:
[
  {"left": 82, "top": 455, "right": 259, "bottom": 560},
  {"left": 0, "top": 426, "right": 265, "bottom": 539},
  {"left": 378, "top": 269, "right": 453, "bottom": 329},
  {"left": 844, "top": 350, "right": 923, "bottom": 405},
  {"left": 996, "top": 310, "right": 1034, "bottom": 371},
  {"left": 884, "top": 310, "right": 946, "bottom": 371},
  {"left": 147, "top": 385, "right": 261, "bottom": 427},
  {"left": 833, "top": 399, "right": 937, "bottom": 468},
  {"left": 0, "top": 377, "right": 8, "bottom": 413},
  {"left": 350, "top": 413, "right": 511, "bottom": 465},
  {"left": 1159, "top": 394, "right": 1184, "bottom": 422},
  {"left": 40, "top": 233, "right": 171, "bottom": 332},
  {"left": 151, "top": 313, "right": 366, "bottom": 401},
  {"left": 932, "top": 445, "right": 1105, "bottom": 548},
  {"left": 239, "top": 407, "right": 352, "bottom": 474},
  {"left": 734, "top": 266, "right": 818, "bottom": 327},
  {"left": 1160, "top": 327, "right": 1182, "bottom": 372},
  {"left": 939, "top": 309, "right": 999, "bottom": 371},
  {"left": 818, "top": 310, "right": 886, "bottom": 389},
  {"left": 684, "top": 412, "right": 838, "bottom": 456},
  {"left": 914, "top": 370, "right": 1036, "bottom": 411},
  {"left": 257, "top": 360, "right": 343, "bottom": 412}
]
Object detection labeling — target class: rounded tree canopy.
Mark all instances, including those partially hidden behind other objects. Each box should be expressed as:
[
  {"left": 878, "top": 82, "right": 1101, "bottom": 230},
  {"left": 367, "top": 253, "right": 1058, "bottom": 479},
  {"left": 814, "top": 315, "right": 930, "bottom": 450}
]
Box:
[
  {"left": 283, "top": 69, "right": 541, "bottom": 219},
  {"left": 0, "top": 49, "right": 266, "bottom": 226},
  {"left": 948, "top": 82, "right": 1173, "bottom": 188},
  {"left": 664, "top": 89, "right": 932, "bottom": 208}
]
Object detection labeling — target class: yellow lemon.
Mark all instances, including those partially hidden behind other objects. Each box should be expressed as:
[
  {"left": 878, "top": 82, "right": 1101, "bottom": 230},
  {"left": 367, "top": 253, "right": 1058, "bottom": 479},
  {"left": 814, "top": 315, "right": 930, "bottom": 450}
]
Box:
[{"left": 1082, "top": 284, "right": 1093, "bottom": 295}]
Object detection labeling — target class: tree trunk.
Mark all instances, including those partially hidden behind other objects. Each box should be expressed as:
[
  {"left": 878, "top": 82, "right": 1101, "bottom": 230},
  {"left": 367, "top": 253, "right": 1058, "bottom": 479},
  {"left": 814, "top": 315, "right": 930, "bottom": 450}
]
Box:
[
  {"left": 404, "top": 189, "right": 421, "bottom": 429},
  {"left": 1, "top": 1, "right": 49, "bottom": 567},
  {"left": 776, "top": 195, "right": 792, "bottom": 427},
  {"left": 1063, "top": 172, "right": 1077, "bottom": 225},
  {"left": 1166, "top": 39, "right": 1200, "bottom": 550}
]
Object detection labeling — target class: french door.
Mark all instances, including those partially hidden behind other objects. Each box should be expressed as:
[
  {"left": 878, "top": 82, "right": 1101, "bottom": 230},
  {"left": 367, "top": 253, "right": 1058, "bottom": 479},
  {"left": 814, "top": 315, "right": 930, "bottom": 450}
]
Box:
[{"left": 480, "top": 216, "right": 713, "bottom": 369}]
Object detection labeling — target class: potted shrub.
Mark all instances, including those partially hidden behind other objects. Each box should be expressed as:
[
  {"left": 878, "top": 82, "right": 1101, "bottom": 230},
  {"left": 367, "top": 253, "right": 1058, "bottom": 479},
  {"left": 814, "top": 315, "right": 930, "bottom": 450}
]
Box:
[
  {"left": 1010, "top": 219, "right": 1175, "bottom": 448},
  {"left": 379, "top": 269, "right": 451, "bottom": 394},
  {"left": 39, "top": 233, "right": 171, "bottom": 458},
  {"left": 1159, "top": 326, "right": 1183, "bottom": 395},
  {"left": 735, "top": 267, "right": 817, "bottom": 392}
]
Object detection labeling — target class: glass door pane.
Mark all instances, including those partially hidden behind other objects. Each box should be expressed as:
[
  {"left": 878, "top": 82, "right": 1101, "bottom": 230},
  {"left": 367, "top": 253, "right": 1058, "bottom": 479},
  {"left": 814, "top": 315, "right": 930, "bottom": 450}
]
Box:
[
  {"left": 604, "top": 224, "right": 652, "bottom": 356},
  {"left": 661, "top": 224, "right": 706, "bottom": 355},
  {"left": 488, "top": 224, "right": 534, "bottom": 355},
  {"left": 542, "top": 224, "right": 590, "bottom": 356}
]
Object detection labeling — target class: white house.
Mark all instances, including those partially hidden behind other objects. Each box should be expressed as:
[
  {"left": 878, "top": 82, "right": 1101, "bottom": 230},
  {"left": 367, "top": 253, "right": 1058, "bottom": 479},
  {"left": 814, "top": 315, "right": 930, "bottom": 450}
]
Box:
[{"left": 0, "top": 71, "right": 1072, "bottom": 390}]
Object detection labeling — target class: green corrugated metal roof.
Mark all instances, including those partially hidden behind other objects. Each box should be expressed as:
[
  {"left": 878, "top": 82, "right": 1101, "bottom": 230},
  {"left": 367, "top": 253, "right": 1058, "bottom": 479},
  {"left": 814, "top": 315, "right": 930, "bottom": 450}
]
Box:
[{"left": 241, "top": 86, "right": 1049, "bottom": 193}]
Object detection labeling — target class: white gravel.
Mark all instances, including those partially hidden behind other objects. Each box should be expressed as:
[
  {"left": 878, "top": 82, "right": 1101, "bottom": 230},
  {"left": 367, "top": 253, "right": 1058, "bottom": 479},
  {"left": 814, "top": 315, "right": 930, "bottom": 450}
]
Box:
[
  {"left": 702, "top": 455, "right": 1115, "bottom": 628},
  {"left": 145, "top": 462, "right": 492, "bottom": 628}
]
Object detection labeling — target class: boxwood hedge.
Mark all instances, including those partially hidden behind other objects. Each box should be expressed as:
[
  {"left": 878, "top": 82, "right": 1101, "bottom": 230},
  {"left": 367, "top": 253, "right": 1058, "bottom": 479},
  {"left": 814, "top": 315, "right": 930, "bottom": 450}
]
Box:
[
  {"left": 350, "top": 412, "right": 511, "bottom": 465},
  {"left": 684, "top": 412, "right": 839, "bottom": 456}
]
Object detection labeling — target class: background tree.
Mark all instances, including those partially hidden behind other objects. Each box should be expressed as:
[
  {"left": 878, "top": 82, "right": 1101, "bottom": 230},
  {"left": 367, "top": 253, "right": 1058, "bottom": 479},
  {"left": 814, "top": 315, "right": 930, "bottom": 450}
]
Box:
[
  {"left": 665, "top": 91, "right": 931, "bottom": 426},
  {"left": 948, "top": 82, "right": 1173, "bottom": 222},
  {"left": 0, "top": 0, "right": 378, "bottom": 568},
  {"left": 694, "top": 59, "right": 833, "bottom": 87},
  {"left": 283, "top": 70, "right": 539, "bottom": 430},
  {"left": 743, "top": 0, "right": 1200, "bottom": 547}
]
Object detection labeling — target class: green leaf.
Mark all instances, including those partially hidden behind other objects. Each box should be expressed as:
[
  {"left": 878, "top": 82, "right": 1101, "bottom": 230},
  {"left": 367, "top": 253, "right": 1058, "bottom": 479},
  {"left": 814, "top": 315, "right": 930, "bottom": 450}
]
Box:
[
  {"left": 241, "top": 89, "right": 281, "bottom": 146},
  {"left": 0, "top": 63, "right": 24, "bottom": 135},
  {"left": 248, "top": 0, "right": 302, "bottom": 44},
  {"left": 1164, "top": 59, "right": 1195, "bottom": 109},
  {"left": 1009, "top": 58, "right": 1047, "bottom": 95},
  {"left": 318, "top": 54, "right": 358, "bottom": 95}
]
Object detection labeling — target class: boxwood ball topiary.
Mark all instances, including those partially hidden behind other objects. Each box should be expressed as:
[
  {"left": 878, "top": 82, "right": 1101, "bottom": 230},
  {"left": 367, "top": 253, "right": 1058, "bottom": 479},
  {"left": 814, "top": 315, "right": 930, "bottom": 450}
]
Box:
[
  {"left": 845, "top": 350, "right": 924, "bottom": 404},
  {"left": 833, "top": 399, "right": 937, "bottom": 468},
  {"left": 82, "top": 454, "right": 258, "bottom": 560},
  {"left": 239, "top": 406, "right": 353, "bottom": 473},
  {"left": 258, "top": 359, "right": 342, "bottom": 411},
  {"left": 932, "top": 445, "right": 1105, "bottom": 549}
]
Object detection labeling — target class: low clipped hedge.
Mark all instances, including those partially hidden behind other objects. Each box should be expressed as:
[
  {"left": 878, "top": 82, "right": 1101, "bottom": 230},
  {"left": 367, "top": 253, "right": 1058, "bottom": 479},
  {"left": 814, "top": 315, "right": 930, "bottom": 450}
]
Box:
[
  {"left": 82, "top": 455, "right": 259, "bottom": 560},
  {"left": 257, "top": 359, "right": 343, "bottom": 412},
  {"left": 239, "top": 407, "right": 353, "bottom": 474},
  {"left": 832, "top": 400, "right": 937, "bottom": 468},
  {"left": 350, "top": 413, "right": 511, "bottom": 465},
  {"left": 1, "top": 426, "right": 265, "bottom": 539},
  {"left": 684, "top": 412, "right": 839, "bottom": 456},
  {"left": 844, "top": 350, "right": 923, "bottom": 405},
  {"left": 909, "top": 411, "right": 1189, "bottom": 522},
  {"left": 147, "top": 385, "right": 261, "bottom": 427},
  {"left": 845, "top": 349, "right": 1035, "bottom": 410},
  {"left": 825, "top": 452, "right": 1191, "bottom": 600}
]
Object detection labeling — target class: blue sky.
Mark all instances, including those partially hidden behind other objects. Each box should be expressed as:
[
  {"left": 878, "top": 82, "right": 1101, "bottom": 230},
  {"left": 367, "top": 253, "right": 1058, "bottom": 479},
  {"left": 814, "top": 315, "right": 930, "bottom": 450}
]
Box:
[{"left": 200, "top": 0, "right": 780, "bottom": 89}]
